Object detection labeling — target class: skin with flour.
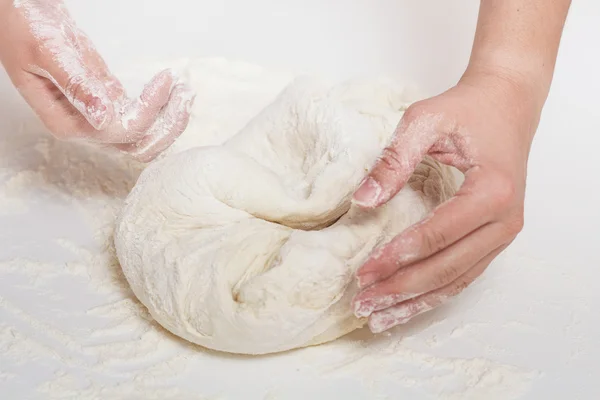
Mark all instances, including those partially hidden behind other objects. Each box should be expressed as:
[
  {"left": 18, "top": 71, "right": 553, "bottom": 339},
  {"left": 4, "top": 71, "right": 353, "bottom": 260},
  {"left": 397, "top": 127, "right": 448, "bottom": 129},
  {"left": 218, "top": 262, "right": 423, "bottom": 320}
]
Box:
[
  {"left": 0, "top": 1, "right": 572, "bottom": 333},
  {"left": 0, "top": 0, "right": 195, "bottom": 162},
  {"left": 352, "top": 0, "right": 572, "bottom": 332}
]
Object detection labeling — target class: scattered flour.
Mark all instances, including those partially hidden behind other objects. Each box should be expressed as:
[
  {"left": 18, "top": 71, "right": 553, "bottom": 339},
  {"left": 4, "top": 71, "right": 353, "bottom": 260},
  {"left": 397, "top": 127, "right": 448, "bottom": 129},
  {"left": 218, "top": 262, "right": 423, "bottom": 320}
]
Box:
[{"left": 0, "top": 57, "right": 542, "bottom": 399}]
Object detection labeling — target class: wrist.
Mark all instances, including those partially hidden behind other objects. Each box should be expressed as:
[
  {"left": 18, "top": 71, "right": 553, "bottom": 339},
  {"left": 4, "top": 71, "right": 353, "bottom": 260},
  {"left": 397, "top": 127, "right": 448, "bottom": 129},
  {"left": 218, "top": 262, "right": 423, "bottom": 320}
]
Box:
[
  {"left": 461, "top": 61, "right": 548, "bottom": 116},
  {"left": 458, "top": 65, "right": 545, "bottom": 142},
  {"left": 464, "top": 0, "right": 571, "bottom": 114},
  {"left": 467, "top": 51, "right": 553, "bottom": 99}
]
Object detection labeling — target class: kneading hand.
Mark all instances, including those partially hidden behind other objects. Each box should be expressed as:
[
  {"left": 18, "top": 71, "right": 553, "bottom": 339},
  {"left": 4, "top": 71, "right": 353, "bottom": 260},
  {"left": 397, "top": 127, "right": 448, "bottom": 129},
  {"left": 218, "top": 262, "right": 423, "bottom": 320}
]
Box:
[
  {"left": 351, "top": 0, "right": 571, "bottom": 333},
  {"left": 0, "top": 0, "right": 195, "bottom": 162},
  {"left": 352, "top": 70, "right": 534, "bottom": 333}
]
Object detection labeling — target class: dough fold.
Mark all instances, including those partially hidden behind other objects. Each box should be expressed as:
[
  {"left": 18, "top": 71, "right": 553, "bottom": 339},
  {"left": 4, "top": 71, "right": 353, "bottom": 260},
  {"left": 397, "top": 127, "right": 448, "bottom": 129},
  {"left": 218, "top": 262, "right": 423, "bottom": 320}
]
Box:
[{"left": 115, "top": 77, "right": 456, "bottom": 355}]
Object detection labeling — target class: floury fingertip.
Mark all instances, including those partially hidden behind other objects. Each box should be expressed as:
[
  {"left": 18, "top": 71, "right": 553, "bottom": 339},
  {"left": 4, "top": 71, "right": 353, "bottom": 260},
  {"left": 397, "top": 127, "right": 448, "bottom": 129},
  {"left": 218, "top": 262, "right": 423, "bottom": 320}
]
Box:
[
  {"left": 352, "top": 176, "right": 383, "bottom": 208},
  {"left": 356, "top": 272, "right": 379, "bottom": 289},
  {"left": 85, "top": 96, "right": 111, "bottom": 130}
]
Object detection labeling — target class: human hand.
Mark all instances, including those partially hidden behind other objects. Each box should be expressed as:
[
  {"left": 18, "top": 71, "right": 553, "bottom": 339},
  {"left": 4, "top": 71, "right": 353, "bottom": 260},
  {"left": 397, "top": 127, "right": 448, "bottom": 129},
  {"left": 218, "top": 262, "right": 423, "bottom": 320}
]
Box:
[
  {"left": 351, "top": 69, "right": 543, "bottom": 333},
  {"left": 0, "top": 0, "right": 195, "bottom": 162}
]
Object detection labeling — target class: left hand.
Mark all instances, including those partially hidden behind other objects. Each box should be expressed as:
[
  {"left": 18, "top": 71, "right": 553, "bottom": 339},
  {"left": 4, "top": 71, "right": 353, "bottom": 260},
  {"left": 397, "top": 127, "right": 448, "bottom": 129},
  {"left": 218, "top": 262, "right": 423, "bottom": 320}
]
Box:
[
  {"left": 351, "top": 68, "right": 542, "bottom": 333},
  {"left": 0, "top": 0, "right": 194, "bottom": 162}
]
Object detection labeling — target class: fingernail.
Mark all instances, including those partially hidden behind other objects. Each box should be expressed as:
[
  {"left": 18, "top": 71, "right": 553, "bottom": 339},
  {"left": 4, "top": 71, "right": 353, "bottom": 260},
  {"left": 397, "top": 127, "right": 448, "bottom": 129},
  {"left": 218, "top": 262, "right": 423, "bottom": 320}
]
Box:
[
  {"left": 369, "top": 298, "right": 439, "bottom": 333},
  {"left": 164, "top": 68, "right": 176, "bottom": 79},
  {"left": 357, "top": 272, "right": 379, "bottom": 289},
  {"left": 161, "top": 68, "right": 177, "bottom": 88},
  {"left": 368, "top": 308, "right": 412, "bottom": 334},
  {"left": 352, "top": 177, "right": 382, "bottom": 208},
  {"left": 181, "top": 84, "right": 196, "bottom": 105},
  {"left": 354, "top": 298, "right": 375, "bottom": 318},
  {"left": 353, "top": 293, "right": 415, "bottom": 319},
  {"left": 86, "top": 96, "right": 110, "bottom": 130}
]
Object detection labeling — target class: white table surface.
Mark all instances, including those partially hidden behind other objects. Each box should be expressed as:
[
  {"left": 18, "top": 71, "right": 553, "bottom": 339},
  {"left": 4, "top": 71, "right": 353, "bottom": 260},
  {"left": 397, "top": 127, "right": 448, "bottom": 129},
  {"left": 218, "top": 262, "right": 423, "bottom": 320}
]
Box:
[{"left": 1, "top": 1, "right": 599, "bottom": 399}]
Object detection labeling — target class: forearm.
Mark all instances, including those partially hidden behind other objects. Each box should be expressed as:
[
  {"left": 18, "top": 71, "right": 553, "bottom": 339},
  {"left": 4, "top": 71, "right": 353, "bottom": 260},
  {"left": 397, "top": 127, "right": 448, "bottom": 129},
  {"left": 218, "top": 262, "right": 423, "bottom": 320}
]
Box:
[{"left": 464, "top": 0, "right": 571, "bottom": 106}]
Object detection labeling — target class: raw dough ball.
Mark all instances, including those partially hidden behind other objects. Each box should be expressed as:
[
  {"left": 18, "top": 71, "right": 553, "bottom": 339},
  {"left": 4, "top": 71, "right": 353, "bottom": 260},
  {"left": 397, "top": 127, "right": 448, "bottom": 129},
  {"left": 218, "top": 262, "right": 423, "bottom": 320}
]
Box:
[{"left": 115, "top": 76, "right": 456, "bottom": 355}]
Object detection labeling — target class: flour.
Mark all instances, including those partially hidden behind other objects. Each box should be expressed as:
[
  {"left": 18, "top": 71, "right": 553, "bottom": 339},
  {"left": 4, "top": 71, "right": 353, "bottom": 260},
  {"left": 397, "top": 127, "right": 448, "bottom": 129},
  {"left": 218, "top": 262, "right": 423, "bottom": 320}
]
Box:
[
  {"left": 0, "top": 57, "right": 541, "bottom": 399},
  {"left": 299, "top": 332, "right": 541, "bottom": 400}
]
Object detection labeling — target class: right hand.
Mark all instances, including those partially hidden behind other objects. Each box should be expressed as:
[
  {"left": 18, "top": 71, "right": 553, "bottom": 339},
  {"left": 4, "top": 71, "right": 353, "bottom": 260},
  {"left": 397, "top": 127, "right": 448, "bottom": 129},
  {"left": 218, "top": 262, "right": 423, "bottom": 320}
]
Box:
[{"left": 0, "top": 0, "right": 195, "bottom": 162}]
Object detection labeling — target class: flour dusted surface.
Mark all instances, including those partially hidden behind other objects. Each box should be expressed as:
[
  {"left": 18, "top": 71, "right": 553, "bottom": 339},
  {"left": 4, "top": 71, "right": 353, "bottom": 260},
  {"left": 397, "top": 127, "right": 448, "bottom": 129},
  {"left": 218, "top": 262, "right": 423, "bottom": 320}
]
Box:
[
  {"left": 115, "top": 71, "right": 456, "bottom": 354},
  {"left": 0, "top": 57, "right": 562, "bottom": 399}
]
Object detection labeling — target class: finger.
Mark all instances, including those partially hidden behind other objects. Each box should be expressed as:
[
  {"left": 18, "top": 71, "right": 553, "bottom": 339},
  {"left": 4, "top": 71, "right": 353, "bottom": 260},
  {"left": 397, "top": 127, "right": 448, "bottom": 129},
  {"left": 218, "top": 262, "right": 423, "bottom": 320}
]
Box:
[
  {"left": 356, "top": 166, "right": 499, "bottom": 289},
  {"left": 28, "top": 55, "right": 113, "bottom": 131},
  {"left": 21, "top": 67, "right": 182, "bottom": 145},
  {"left": 367, "top": 246, "right": 504, "bottom": 333},
  {"left": 114, "top": 82, "right": 195, "bottom": 162},
  {"left": 17, "top": 73, "right": 94, "bottom": 137},
  {"left": 20, "top": 0, "right": 115, "bottom": 130},
  {"left": 353, "top": 220, "right": 509, "bottom": 318},
  {"left": 352, "top": 106, "right": 441, "bottom": 209},
  {"left": 118, "top": 69, "right": 176, "bottom": 138},
  {"left": 68, "top": 70, "right": 176, "bottom": 144},
  {"left": 75, "top": 32, "right": 126, "bottom": 101}
]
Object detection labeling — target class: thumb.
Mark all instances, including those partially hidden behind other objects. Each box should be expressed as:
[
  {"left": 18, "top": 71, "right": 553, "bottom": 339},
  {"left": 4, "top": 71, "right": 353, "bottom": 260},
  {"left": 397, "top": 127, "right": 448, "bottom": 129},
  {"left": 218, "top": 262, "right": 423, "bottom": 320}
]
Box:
[
  {"left": 29, "top": 55, "right": 114, "bottom": 131},
  {"left": 352, "top": 106, "right": 440, "bottom": 208}
]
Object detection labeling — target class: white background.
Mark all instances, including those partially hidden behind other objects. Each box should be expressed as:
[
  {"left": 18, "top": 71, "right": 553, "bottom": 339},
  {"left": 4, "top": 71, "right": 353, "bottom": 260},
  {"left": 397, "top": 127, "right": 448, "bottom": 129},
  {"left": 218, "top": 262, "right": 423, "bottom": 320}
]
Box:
[{"left": 1, "top": 0, "right": 599, "bottom": 399}]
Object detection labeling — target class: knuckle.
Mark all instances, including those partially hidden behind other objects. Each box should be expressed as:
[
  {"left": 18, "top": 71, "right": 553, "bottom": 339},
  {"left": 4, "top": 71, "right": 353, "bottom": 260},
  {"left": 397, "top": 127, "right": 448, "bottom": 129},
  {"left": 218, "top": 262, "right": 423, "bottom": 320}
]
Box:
[
  {"left": 504, "top": 213, "right": 525, "bottom": 237},
  {"left": 420, "top": 226, "right": 447, "bottom": 255},
  {"left": 433, "top": 264, "right": 461, "bottom": 288},
  {"left": 402, "top": 101, "right": 428, "bottom": 124},
  {"left": 490, "top": 172, "right": 518, "bottom": 208},
  {"left": 64, "top": 74, "right": 86, "bottom": 102},
  {"left": 450, "top": 275, "right": 473, "bottom": 296},
  {"left": 378, "top": 146, "right": 404, "bottom": 173}
]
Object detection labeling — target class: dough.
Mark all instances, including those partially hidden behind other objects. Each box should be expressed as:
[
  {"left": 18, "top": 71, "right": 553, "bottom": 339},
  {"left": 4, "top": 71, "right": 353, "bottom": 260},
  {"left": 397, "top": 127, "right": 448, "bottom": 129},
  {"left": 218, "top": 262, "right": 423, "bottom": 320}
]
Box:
[{"left": 115, "top": 75, "right": 456, "bottom": 355}]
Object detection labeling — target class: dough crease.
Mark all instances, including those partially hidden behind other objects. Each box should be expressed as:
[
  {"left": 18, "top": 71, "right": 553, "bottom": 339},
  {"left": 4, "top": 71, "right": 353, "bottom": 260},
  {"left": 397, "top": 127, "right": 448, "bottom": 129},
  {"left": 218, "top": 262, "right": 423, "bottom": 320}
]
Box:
[{"left": 115, "top": 76, "right": 456, "bottom": 355}]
